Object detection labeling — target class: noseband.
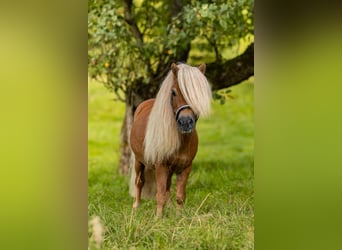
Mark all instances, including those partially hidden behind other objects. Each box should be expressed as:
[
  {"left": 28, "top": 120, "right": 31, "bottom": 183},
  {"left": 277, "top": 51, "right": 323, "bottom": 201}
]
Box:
[{"left": 175, "top": 105, "right": 198, "bottom": 121}]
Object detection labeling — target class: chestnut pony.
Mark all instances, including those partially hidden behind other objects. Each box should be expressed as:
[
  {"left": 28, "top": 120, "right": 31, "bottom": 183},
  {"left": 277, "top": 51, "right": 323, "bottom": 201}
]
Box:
[{"left": 129, "top": 63, "right": 212, "bottom": 216}]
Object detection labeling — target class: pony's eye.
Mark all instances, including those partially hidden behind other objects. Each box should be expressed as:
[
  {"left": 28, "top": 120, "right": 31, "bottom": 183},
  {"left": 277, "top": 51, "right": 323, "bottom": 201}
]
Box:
[{"left": 171, "top": 89, "right": 177, "bottom": 97}]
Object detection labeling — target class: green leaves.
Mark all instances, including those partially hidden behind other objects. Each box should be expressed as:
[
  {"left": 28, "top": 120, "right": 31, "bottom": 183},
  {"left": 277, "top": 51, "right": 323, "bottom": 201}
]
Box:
[
  {"left": 213, "top": 88, "right": 233, "bottom": 105},
  {"left": 88, "top": 0, "right": 254, "bottom": 102}
]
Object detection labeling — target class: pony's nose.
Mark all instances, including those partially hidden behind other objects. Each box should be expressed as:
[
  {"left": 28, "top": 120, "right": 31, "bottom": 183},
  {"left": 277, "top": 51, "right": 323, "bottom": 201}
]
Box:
[{"left": 177, "top": 116, "right": 195, "bottom": 133}]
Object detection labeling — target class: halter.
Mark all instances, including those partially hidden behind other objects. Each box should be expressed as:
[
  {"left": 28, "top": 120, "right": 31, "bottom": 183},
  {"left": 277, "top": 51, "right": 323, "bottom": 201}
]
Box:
[{"left": 175, "top": 105, "right": 198, "bottom": 121}]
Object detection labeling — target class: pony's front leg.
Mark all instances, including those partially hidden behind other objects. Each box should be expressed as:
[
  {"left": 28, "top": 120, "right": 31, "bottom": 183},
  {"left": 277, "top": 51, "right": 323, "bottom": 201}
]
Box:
[
  {"left": 176, "top": 165, "right": 192, "bottom": 209},
  {"left": 155, "top": 164, "right": 169, "bottom": 217}
]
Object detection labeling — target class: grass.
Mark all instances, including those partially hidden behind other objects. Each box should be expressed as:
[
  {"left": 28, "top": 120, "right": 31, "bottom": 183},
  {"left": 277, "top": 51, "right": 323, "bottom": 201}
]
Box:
[{"left": 88, "top": 78, "right": 254, "bottom": 249}]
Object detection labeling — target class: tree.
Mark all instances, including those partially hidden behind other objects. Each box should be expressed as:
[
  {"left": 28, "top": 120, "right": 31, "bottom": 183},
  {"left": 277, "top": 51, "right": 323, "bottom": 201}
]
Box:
[{"left": 88, "top": 0, "right": 254, "bottom": 174}]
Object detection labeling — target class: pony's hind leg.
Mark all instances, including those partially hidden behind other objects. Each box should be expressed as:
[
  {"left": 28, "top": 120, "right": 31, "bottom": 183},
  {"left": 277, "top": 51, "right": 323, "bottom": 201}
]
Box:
[
  {"left": 133, "top": 160, "right": 145, "bottom": 209},
  {"left": 176, "top": 165, "right": 192, "bottom": 209},
  {"left": 165, "top": 172, "right": 173, "bottom": 206}
]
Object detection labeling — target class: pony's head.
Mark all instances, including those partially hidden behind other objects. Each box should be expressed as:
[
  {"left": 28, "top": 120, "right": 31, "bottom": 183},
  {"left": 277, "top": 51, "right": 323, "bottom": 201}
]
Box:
[{"left": 170, "top": 63, "right": 206, "bottom": 133}]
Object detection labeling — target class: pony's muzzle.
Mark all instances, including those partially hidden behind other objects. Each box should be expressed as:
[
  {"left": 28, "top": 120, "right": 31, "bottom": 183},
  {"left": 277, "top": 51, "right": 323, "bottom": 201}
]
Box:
[{"left": 177, "top": 116, "right": 195, "bottom": 134}]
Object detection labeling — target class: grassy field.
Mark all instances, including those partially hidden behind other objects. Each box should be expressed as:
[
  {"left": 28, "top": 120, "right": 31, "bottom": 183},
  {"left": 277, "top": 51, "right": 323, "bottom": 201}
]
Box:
[{"left": 88, "top": 79, "right": 254, "bottom": 249}]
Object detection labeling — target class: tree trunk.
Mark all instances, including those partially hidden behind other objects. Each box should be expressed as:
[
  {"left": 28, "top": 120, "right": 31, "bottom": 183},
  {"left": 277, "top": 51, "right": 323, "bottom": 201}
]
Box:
[{"left": 119, "top": 102, "right": 133, "bottom": 175}]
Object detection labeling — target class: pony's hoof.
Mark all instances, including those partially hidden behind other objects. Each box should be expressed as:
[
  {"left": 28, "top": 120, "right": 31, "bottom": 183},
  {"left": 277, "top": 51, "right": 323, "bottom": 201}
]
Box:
[
  {"left": 155, "top": 213, "right": 162, "bottom": 220},
  {"left": 155, "top": 208, "right": 163, "bottom": 218},
  {"left": 132, "top": 202, "right": 139, "bottom": 209}
]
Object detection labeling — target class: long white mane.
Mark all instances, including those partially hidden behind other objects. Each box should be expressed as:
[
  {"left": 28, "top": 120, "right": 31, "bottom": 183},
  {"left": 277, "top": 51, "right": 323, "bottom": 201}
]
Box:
[{"left": 144, "top": 64, "right": 212, "bottom": 164}]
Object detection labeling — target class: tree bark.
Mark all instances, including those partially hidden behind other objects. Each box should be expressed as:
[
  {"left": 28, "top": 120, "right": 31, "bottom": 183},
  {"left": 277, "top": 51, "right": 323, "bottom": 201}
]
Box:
[{"left": 119, "top": 101, "right": 134, "bottom": 175}]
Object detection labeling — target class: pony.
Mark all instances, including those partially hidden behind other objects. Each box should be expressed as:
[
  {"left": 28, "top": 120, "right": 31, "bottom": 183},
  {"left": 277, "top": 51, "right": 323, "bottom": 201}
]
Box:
[{"left": 129, "top": 63, "right": 212, "bottom": 216}]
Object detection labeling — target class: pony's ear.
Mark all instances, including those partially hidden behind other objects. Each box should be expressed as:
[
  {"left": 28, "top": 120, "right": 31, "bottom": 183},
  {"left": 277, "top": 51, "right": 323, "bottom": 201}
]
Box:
[
  {"left": 198, "top": 63, "right": 206, "bottom": 74},
  {"left": 171, "top": 63, "right": 179, "bottom": 75}
]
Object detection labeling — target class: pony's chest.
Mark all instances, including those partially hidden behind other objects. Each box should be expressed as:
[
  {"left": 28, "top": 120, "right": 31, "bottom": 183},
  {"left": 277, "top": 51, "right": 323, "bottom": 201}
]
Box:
[{"left": 166, "top": 152, "right": 195, "bottom": 171}]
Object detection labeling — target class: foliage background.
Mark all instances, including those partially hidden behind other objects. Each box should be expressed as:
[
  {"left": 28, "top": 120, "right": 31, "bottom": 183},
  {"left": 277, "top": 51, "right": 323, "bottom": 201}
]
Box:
[{"left": 88, "top": 0, "right": 254, "bottom": 101}]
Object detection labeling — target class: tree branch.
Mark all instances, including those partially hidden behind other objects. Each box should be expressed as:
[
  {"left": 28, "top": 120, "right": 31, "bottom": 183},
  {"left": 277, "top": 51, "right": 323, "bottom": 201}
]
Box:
[
  {"left": 204, "top": 33, "right": 221, "bottom": 62},
  {"left": 123, "top": 0, "right": 156, "bottom": 81},
  {"left": 206, "top": 42, "right": 254, "bottom": 90},
  {"left": 123, "top": 0, "right": 143, "bottom": 44}
]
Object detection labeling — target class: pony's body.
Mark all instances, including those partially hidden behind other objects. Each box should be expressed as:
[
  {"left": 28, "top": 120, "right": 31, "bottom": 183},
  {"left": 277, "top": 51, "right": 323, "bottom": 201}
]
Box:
[
  {"left": 130, "top": 99, "right": 198, "bottom": 169},
  {"left": 129, "top": 63, "right": 211, "bottom": 216}
]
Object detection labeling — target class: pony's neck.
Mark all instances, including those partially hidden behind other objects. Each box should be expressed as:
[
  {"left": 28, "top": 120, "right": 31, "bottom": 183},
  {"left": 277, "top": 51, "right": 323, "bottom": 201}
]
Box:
[{"left": 179, "top": 130, "right": 196, "bottom": 145}]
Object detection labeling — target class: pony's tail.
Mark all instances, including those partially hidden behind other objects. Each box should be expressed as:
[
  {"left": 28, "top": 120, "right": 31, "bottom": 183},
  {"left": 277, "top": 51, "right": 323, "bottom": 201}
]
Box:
[
  {"left": 129, "top": 153, "right": 156, "bottom": 199},
  {"left": 129, "top": 152, "right": 136, "bottom": 197}
]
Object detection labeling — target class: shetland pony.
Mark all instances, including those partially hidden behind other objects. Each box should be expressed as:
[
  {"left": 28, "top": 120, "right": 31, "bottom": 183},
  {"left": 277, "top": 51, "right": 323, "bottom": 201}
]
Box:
[{"left": 129, "top": 63, "right": 212, "bottom": 216}]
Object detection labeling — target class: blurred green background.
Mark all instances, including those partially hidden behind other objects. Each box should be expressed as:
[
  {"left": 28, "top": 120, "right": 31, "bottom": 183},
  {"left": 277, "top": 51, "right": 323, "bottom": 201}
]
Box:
[{"left": 1, "top": 0, "right": 342, "bottom": 249}]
